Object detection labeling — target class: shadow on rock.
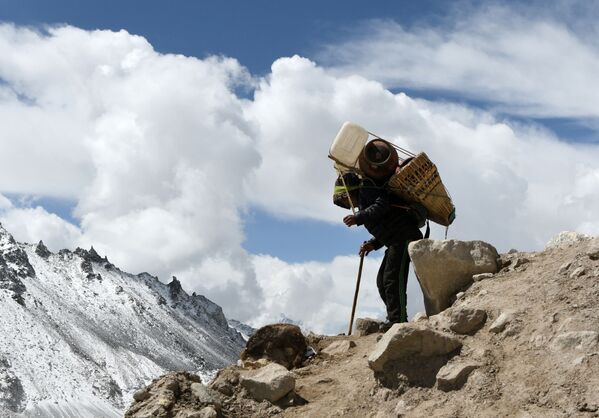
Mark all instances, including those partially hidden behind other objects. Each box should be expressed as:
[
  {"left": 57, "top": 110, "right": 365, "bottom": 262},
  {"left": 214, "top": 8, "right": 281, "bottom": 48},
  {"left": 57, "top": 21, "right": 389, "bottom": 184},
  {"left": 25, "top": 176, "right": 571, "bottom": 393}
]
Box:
[{"left": 375, "top": 350, "right": 461, "bottom": 390}]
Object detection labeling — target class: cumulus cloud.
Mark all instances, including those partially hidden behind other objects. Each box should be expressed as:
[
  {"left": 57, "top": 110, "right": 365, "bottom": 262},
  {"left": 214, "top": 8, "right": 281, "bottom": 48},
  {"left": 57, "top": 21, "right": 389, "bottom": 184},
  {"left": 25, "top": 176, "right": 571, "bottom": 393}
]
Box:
[
  {"left": 1, "top": 18, "right": 599, "bottom": 332},
  {"left": 244, "top": 56, "right": 392, "bottom": 221},
  {"left": 320, "top": 3, "right": 599, "bottom": 120},
  {"left": 246, "top": 56, "right": 599, "bottom": 251},
  {"left": 252, "top": 254, "right": 370, "bottom": 334},
  {"left": 250, "top": 253, "right": 427, "bottom": 334},
  {"left": 0, "top": 24, "right": 262, "bottom": 319},
  {"left": 0, "top": 203, "right": 82, "bottom": 250},
  {"left": 0, "top": 194, "right": 11, "bottom": 210}
]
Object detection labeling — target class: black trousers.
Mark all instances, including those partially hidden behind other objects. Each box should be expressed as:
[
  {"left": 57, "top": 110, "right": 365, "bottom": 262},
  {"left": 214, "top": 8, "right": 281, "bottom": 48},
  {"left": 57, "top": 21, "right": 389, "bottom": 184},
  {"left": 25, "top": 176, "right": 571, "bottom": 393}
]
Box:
[{"left": 376, "top": 240, "right": 411, "bottom": 323}]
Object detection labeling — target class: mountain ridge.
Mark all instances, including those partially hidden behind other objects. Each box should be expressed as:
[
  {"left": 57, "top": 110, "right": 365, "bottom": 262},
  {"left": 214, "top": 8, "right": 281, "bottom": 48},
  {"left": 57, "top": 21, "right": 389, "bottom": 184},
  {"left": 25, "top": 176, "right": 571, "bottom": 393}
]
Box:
[{"left": 0, "top": 223, "right": 245, "bottom": 418}]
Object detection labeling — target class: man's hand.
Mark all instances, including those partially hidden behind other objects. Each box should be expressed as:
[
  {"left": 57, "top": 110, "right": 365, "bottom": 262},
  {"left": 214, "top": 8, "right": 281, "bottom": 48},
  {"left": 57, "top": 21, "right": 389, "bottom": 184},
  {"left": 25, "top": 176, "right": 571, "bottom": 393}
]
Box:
[
  {"left": 343, "top": 215, "right": 357, "bottom": 227},
  {"left": 359, "top": 241, "right": 375, "bottom": 257}
]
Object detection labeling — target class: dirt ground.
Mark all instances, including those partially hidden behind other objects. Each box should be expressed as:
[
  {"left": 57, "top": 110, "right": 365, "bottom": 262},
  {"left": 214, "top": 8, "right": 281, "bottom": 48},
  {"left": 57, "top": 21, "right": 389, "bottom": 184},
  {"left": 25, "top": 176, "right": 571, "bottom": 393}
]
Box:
[
  {"left": 128, "top": 237, "right": 599, "bottom": 418},
  {"left": 272, "top": 240, "right": 599, "bottom": 417}
]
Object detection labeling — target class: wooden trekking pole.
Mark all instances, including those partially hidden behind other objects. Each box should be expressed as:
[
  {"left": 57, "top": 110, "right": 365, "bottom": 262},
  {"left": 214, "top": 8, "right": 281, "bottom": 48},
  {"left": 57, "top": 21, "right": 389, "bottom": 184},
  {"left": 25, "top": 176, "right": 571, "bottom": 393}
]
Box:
[
  {"left": 336, "top": 166, "right": 364, "bottom": 336},
  {"left": 335, "top": 166, "right": 364, "bottom": 335},
  {"left": 348, "top": 252, "right": 365, "bottom": 335}
]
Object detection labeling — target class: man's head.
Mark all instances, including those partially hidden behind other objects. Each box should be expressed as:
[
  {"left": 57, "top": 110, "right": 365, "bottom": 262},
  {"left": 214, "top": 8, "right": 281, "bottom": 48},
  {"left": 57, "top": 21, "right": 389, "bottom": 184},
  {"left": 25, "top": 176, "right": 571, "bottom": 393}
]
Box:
[{"left": 333, "top": 172, "right": 360, "bottom": 209}]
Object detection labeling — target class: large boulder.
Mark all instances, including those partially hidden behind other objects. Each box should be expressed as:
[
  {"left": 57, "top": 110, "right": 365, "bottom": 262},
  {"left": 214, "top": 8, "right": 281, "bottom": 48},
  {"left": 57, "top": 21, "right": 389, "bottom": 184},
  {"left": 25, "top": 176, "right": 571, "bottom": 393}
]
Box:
[
  {"left": 239, "top": 363, "right": 295, "bottom": 402},
  {"left": 240, "top": 323, "right": 307, "bottom": 369},
  {"left": 408, "top": 239, "right": 499, "bottom": 315},
  {"left": 545, "top": 231, "right": 591, "bottom": 250},
  {"left": 368, "top": 323, "right": 462, "bottom": 372}
]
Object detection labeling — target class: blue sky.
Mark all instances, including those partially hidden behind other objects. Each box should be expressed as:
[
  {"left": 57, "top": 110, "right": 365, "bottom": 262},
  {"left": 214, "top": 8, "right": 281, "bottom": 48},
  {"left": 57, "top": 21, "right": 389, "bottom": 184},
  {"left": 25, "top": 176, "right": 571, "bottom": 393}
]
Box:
[
  {"left": 0, "top": 0, "right": 448, "bottom": 262},
  {"left": 1, "top": 1, "right": 599, "bottom": 332},
  {"left": 0, "top": 0, "right": 448, "bottom": 75}
]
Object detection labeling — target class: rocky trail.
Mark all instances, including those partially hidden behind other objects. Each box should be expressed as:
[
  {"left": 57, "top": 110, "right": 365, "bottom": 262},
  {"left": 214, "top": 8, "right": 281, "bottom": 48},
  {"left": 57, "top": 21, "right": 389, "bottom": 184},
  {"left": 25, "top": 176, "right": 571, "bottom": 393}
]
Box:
[{"left": 126, "top": 232, "right": 599, "bottom": 418}]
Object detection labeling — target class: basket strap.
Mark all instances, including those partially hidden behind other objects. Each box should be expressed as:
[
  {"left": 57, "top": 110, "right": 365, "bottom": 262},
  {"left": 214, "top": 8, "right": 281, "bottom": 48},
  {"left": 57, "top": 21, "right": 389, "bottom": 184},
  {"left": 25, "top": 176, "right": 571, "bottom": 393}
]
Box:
[
  {"left": 334, "top": 185, "right": 360, "bottom": 193},
  {"left": 335, "top": 166, "right": 357, "bottom": 215},
  {"left": 390, "top": 204, "right": 412, "bottom": 211}
]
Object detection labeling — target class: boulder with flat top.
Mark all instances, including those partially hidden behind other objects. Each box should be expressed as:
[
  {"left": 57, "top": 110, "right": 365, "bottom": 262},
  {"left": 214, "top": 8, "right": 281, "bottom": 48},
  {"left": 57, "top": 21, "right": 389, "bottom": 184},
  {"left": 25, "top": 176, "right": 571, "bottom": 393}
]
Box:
[
  {"left": 368, "top": 323, "right": 462, "bottom": 372},
  {"left": 408, "top": 239, "right": 499, "bottom": 315},
  {"left": 240, "top": 363, "right": 296, "bottom": 402}
]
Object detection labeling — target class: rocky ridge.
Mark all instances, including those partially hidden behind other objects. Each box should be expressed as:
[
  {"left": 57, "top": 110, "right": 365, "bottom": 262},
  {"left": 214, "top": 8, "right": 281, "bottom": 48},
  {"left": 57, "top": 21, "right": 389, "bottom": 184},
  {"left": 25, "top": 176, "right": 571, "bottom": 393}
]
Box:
[
  {"left": 127, "top": 232, "right": 599, "bottom": 417},
  {"left": 0, "top": 227, "right": 34, "bottom": 306},
  {"left": 0, "top": 224, "right": 246, "bottom": 418}
]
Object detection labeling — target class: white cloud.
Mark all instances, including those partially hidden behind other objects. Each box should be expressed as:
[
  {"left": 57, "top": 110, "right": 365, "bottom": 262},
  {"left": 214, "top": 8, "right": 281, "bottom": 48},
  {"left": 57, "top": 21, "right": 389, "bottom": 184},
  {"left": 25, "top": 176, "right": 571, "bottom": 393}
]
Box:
[
  {"left": 252, "top": 254, "right": 373, "bottom": 334},
  {"left": 0, "top": 193, "right": 12, "bottom": 210},
  {"left": 250, "top": 253, "right": 427, "bottom": 334},
  {"left": 320, "top": 4, "right": 599, "bottom": 120},
  {"left": 0, "top": 204, "right": 82, "bottom": 250},
  {"left": 244, "top": 56, "right": 389, "bottom": 221},
  {"left": 246, "top": 57, "right": 599, "bottom": 251},
  {"left": 1, "top": 19, "right": 599, "bottom": 332},
  {"left": 0, "top": 24, "right": 262, "bottom": 319}
]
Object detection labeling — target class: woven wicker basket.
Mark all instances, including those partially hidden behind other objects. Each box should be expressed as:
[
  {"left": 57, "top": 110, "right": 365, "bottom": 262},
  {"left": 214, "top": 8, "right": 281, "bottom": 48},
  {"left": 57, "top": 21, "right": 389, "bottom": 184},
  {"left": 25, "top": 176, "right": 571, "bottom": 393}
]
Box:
[{"left": 387, "top": 152, "right": 455, "bottom": 226}]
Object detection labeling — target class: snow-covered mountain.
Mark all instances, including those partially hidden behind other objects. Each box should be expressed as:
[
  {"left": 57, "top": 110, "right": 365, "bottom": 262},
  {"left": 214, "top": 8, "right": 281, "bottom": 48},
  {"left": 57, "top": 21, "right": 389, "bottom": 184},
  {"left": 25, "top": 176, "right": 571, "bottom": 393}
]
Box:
[
  {"left": 227, "top": 319, "right": 256, "bottom": 341},
  {"left": 0, "top": 223, "right": 245, "bottom": 418}
]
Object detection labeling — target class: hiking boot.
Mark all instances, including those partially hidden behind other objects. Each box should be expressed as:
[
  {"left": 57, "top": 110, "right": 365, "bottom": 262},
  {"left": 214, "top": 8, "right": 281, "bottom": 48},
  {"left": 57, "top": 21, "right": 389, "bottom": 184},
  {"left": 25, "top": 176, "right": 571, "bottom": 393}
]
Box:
[{"left": 379, "top": 321, "right": 395, "bottom": 333}]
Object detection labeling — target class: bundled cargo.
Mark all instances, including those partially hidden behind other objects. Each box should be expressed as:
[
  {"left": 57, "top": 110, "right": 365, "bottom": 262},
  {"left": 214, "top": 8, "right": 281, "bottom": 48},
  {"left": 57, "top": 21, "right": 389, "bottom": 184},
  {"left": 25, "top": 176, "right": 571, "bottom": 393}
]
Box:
[
  {"left": 329, "top": 121, "right": 456, "bottom": 227},
  {"left": 388, "top": 152, "right": 455, "bottom": 226}
]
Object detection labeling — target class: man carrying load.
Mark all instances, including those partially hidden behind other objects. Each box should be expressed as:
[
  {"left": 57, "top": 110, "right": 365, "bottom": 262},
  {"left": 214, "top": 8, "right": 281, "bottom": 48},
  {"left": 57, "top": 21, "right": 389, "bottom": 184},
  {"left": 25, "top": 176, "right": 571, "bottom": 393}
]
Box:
[
  {"left": 329, "top": 121, "right": 455, "bottom": 332},
  {"left": 341, "top": 155, "right": 424, "bottom": 328}
]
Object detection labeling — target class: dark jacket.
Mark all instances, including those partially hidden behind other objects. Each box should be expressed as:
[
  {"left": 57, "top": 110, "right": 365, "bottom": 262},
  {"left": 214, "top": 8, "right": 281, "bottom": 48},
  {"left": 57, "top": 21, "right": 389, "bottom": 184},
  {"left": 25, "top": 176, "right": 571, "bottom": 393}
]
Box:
[{"left": 353, "top": 178, "right": 423, "bottom": 249}]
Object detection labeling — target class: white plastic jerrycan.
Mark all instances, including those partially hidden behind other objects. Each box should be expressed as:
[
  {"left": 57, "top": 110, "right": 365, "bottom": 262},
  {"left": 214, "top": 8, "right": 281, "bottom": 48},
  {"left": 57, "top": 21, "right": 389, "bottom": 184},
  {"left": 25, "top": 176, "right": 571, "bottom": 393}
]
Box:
[{"left": 329, "top": 122, "right": 369, "bottom": 170}]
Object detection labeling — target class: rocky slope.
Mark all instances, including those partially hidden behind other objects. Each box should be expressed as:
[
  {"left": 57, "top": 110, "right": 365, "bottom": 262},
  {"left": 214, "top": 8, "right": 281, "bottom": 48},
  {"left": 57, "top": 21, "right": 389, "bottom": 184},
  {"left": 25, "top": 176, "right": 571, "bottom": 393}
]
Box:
[
  {"left": 0, "top": 224, "right": 245, "bottom": 418},
  {"left": 127, "top": 232, "right": 599, "bottom": 417}
]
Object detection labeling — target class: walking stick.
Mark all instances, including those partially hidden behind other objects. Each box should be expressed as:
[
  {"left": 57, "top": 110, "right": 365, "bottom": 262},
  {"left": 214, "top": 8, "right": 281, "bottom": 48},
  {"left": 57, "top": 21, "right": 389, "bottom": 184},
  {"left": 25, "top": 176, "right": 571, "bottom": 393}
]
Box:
[
  {"left": 348, "top": 252, "right": 365, "bottom": 335},
  {"left": 335, "top": 166, "right": 365, "bottom": 335},
  {"left": 336, "top": 166, "right": 364, "bottom": 336}
]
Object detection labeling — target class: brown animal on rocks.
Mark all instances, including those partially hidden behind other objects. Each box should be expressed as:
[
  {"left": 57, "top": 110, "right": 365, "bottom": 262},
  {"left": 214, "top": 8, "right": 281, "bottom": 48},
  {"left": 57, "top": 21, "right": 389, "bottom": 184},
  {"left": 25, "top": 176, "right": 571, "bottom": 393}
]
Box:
[{"left": 240, "top": 323, "right": 307, "bottom": 369}]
